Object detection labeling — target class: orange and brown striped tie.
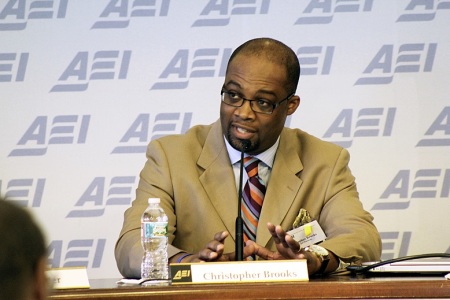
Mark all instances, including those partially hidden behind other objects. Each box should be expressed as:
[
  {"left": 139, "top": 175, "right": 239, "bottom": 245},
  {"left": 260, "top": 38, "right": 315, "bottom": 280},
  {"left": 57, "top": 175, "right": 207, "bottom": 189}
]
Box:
[{"left": 241, "top": 157, "right": 266, "bottom": 243}]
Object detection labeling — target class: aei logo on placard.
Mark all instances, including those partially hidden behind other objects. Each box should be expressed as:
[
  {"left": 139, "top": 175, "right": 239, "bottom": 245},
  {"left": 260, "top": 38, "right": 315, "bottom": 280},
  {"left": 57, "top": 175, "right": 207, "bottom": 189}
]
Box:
[
  {"left": 355, "top": 43, "right": 437, "bottom": 85},
  {"left": 8, "top": 115, "right": 90, "bottom": 157},
  {"left": 150, "top": 48, "right": 231, "bottom": 90},
  {"left": 192, "top": 0, "right": 269, "bottom": 27},
  {"left": 416, "top": 106, "right": 450, "bottom": 147},
  {"left": 297, "top": 46, "right": 334, "bottom": 75},
  {"left": 294, "top": 0, "right": 373, "bottom": 25},
  {"left": 397, "top": 0, "right": 450, "bottom": 22},
  {"left": 48, "top": 239, "right": 106, "bottom": 268},
  {"left": 322, "top": 108, "right": 396, "bottom": 148},
  {"left": 0, "top": 178, "right": 45, "bottom": 207},
  {"left": 112, "top": 112, "right": 193, "bottom": 154},
  {"left": 0, "top": 53, "right": 28, "bottom": 82},
  {"left": 0, "top": 0, "right": 68, "bottom": 31},
  {"left": 50, "top": 50, "right": 131, "bottom": 92},
  {"left": 379, "top": 231, "right": 412, "bottom": 260},
  {"left": 373, "top": 169, "right": 450, "bottom": 210},
  {"left": 91, "top": 0, "right": 170, "bottom": 29},
  {"left": 66, "top": 176, "right": 136, "bottom": 218}
]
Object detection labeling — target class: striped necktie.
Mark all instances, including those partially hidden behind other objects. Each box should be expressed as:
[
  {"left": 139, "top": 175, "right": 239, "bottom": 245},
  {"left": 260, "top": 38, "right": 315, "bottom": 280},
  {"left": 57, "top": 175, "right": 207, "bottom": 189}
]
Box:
[{"left": 241, "top": 157, "right": 266, "bottom": 243}]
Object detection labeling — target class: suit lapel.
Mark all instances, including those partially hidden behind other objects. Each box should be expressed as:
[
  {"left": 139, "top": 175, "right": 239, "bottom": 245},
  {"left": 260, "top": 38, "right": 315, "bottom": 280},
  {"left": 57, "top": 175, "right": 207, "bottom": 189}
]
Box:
[
  {"left": 198, "top": 121, "right": 239, "bottom": 240},
  {"left": 257, "top": 130, "right": 304, "bottom": 247}
]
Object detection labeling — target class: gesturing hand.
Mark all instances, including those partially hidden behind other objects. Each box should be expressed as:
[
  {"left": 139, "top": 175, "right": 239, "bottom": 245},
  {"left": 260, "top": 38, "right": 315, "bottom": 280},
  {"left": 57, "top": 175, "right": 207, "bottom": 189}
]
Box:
[
  {"left": 178, "top": 231, "right": 256, "bottom": 263},
  {"left": 245, "top": 223, "right": 323, "bottom": 275}
]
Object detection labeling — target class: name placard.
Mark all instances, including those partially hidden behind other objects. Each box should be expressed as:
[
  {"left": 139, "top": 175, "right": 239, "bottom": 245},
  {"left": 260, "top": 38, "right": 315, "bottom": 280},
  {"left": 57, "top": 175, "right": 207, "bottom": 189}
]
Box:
[
  {"left": 46, "top": 267, "right": 90, "bottom": 289},
  {"left": 170, "top": 260, "right": 308, "bottom": 285}
]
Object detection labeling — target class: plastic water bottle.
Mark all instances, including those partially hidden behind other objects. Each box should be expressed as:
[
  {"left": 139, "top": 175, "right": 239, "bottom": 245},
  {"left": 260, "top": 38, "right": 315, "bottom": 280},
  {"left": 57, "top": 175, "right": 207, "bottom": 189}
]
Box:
[{"left": 141, "top": 198, "right": 169, "bottom": 282}]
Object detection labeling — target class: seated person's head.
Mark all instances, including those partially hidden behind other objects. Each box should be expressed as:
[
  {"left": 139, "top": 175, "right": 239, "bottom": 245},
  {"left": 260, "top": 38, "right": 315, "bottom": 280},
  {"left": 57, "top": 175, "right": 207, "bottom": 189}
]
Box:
[{"left": 0, "top": 198, "right": 48, "bottom": 300}]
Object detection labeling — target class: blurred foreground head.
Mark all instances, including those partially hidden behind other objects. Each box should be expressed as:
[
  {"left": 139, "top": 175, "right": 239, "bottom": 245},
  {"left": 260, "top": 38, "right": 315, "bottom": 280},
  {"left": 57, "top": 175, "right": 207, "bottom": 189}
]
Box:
[{"left": 0, "top": 198, "right": 48, "bottom": 300}]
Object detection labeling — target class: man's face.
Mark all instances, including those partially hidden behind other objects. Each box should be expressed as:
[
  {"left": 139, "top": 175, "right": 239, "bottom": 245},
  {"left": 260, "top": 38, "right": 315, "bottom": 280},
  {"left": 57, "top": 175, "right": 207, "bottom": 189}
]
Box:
[{"left": 220, "top": 54, "right": 300, "bottom": 155}]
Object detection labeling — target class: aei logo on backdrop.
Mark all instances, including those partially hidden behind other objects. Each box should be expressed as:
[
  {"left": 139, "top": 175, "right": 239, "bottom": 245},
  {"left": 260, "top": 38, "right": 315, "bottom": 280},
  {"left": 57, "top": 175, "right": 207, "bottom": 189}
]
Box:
[
  {"left": 372, "top": 169, "right": 450, "bottom": 210},
  {"left": 416, "top": 106, "right": 450, "bottom": 147},
  {"left": 0, "top": 178, "right": 45, "bottom": 207},
  {"left": 0, "top": 0, "right": 68, "bottom": 30},
  {"left": 8, "top": 115, "right": 90, "bottom": 156},
  {"left": 374, "top": 168, "right": 450, "bottom": 254},
  {"left": 297, "top": 46, "right": 334, "bottom": 75},
  {"left": 294, "top": 0, "right": 373, "bottom": 25},
  {"left": 397, "top": 0, "right": 450, "bottom": 22},
  {"left": 0, "top": 178, "right": 106, "bottom": 269},
  {"left": 0, "top": 53, "right": 28, "bottom": 82},
  {"left": 355, "top": 43, "right": 437, "bottom": 85},
  {"left": 150, "top": 48, "right": 232, "bottom": 90},
  {"left": 50, "top": 51, "right": 131, "bottom": 92},
  {"left": 379, "top": 231, "right": 412, "bottom": 260},
  {"left": 192, "top": 0, "right": 269, "bottom": 27},
  {"left": 322, "top": 108, "right": 396, "bottom": 148},
  {"left": 151, "top": 45, "right": 332, "bottom": 89},
  {"left": 48, "top": 239, "right": 106, "bottom": 268},
  {"left": 91, "top": 0, "right": 170, "bottom": 29},
  {"left": 66, "top": 176, "right": 136, "bottom": 218},
  {"left": 112, "top": 113, "right": 193, "bottom": 154}
]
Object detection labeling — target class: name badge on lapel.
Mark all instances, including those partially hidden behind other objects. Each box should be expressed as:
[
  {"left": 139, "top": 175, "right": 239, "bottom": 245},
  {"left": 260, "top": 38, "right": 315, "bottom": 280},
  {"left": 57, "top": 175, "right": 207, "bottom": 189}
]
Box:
[{"left": 287, "top": 209, "right": 326, "bottom": 248}]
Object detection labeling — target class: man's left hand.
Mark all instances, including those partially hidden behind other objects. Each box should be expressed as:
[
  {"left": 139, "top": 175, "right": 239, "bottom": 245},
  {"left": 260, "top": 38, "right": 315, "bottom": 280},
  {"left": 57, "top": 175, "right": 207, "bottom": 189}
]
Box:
[{"left": 246, "top": 222, "right": 323, "bottom": 275}]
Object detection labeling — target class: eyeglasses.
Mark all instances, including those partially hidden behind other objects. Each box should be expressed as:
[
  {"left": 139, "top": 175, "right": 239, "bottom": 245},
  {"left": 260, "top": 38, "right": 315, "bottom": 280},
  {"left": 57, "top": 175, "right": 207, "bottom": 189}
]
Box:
[{"left": 220, "top": 89, "right": 294, "bottom": 115}]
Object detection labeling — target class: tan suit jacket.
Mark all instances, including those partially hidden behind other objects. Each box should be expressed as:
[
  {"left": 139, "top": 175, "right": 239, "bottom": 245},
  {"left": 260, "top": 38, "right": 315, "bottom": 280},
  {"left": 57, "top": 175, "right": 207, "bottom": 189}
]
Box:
[{"left": 115, "top": 120, "right": 381, "bottom": 278}]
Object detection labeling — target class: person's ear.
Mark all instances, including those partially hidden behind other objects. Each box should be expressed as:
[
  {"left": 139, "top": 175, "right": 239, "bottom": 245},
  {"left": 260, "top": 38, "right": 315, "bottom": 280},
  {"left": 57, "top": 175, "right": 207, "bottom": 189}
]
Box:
[{"left": 287, "top": 95, "right": 300, "bottom": 115}]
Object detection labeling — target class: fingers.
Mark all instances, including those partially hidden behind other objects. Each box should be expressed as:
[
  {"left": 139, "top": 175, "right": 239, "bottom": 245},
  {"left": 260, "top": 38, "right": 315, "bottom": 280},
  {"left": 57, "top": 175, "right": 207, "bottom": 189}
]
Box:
[
  {"left": 246, "top": 240, "right": 279, "bottom": 260},
  {"left": 214, "top": 231, "right": 229, "bottom": 243},
  {"left": 197, "top": 231, "right": 229, "bottom": 261},
  {"left": 267, "top": 223, "right": 302, "bottom": 258},
  {"left": 267, "top": 222, "right": 279, "bottom": 241},
  {"left": 284, "top": 233, "right": 302, "bottom": 253},
  {"left": 268, "top": 223, "right": 295, "bottom": 249},
  {"left": 274, "top": 225, "right": 290, "bottom": 248}
]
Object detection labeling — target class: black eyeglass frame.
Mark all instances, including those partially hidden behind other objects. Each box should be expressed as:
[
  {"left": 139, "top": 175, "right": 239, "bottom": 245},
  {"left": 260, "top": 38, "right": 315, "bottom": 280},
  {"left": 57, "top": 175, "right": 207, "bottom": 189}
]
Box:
[{"left": 220, "top": 89, "right": 295, "bottom": 115}]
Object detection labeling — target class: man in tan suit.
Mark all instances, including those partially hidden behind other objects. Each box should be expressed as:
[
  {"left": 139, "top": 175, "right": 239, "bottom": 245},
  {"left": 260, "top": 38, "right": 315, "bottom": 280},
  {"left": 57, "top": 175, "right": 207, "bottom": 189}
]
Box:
[{"left": 115, "top": 38, "right": 381, "bottom": 279}]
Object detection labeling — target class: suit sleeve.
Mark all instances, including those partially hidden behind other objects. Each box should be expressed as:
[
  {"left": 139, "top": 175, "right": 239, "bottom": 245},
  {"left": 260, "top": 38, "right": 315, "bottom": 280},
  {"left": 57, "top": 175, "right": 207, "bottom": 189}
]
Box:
[
  {"left": 318, "top": 148, "right": 382, "bottom": 263},
  {"left": 114, "top": 139, "right": 184, "bottom": 279}
]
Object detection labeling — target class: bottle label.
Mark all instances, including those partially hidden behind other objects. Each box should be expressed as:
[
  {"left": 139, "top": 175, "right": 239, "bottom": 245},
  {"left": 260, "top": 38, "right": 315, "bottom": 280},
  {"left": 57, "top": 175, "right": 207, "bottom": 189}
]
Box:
[{"left": 142, "top": 222, "right": 168, "bottom": 238}]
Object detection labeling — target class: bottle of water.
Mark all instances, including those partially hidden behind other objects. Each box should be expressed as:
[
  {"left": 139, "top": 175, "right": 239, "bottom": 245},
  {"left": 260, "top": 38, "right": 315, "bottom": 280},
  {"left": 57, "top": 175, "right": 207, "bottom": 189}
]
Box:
[{"left": 141, "top": 198, "right": 169, "bottom": 282}]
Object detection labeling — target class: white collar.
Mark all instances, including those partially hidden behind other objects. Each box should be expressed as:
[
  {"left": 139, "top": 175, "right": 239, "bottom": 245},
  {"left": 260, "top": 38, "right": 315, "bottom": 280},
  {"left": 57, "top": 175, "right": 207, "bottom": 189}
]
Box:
[{"left": 224, "top": 136, "right": 279, "bottom": 168}]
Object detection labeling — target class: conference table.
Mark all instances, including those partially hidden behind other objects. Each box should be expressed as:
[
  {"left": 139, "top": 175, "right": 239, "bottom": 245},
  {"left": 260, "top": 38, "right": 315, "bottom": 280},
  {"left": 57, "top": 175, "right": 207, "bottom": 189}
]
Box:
[{"left": 49, "top": 274, "right": 450, "bottom": 299}]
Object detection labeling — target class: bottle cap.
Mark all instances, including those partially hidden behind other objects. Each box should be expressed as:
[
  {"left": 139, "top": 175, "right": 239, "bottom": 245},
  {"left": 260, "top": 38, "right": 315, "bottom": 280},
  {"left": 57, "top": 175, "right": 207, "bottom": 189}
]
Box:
[{"left": 148, "top": 198, "right": 160, "bottom": 204}]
